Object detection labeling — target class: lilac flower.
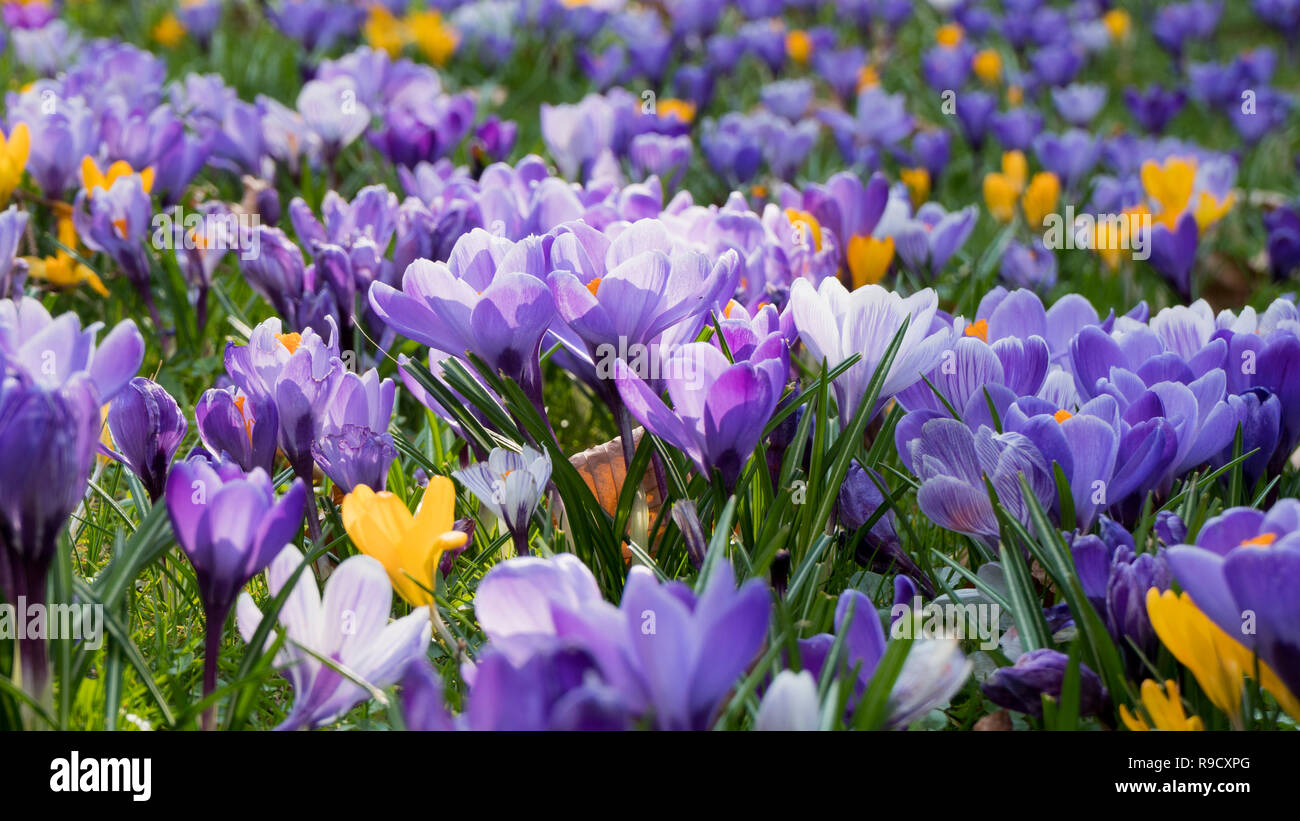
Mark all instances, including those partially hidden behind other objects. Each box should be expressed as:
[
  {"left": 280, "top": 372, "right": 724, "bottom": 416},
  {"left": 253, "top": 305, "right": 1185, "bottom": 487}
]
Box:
[
  {"left": 1148, "top": 211, "right": 1199, "bottom": 299},
  {"left": 1229, "top": 87, "right": 1291, "bottom": 145},
  {"left": 1033, "top": 129, "right": 1101, "bottom": 191},
  {"left": 1000, "top": 238, "right": 1058, "bottom": 293},
  {"left": 267, "top": 0, "right": 365, "bottom": 54},
  {"left": 955, "top": 90, "right": 997, "bottom": 149},
  {"left": 297, "top": 76, "right": 371, "bottom": 161},
  {"left": 760, "top": 79, "right": 814, "bottom": 122},
  {"left": 1028, "top": 44, "right": 1083, "bottom": 88},
  {"left": 238, "top": 546, "right": 431, "bottom": 731},
  {"left": 470, "top": 116, "right": 517, "bottom": 168},
  {"left": 1265, "top": 202, "right": 1300, "bottom": 280},
  {"left": 755, "top": 670, "right": 820, "bottom": 730},
  {"left": 790, "top": 278, "right": 951, "bottom": 426},
  {"left": 700, "top": 113, "right": 763, "bottom": 185},
  {"left": 628, "top": 133, "right": 691, "bottom": 192},
  {"left": 106, "top": 377, "right": 187, "bottom": 501}
]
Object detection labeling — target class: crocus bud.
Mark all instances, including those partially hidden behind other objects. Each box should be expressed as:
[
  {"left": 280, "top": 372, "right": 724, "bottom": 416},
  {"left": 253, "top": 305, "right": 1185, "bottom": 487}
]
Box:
[
  {"left": 1154, "top": 510, "right": 1187, "bottom": 546},
  {"left": 981, "top": 649, "right": 1107, "bottom": 718},
  {"left": 1106, "top": 547, "right": 1172, "bottom": 660},
  {"left": 107, "top": 377, "right": 188, "bottom": 501}
]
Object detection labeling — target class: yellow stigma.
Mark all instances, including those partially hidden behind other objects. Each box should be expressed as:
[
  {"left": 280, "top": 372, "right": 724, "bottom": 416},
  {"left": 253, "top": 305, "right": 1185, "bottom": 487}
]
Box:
[
  {"left": 964, "top": 319, "right": 988, "bottom": 342},
  {"left": 276, "top": 332, "right": 302, "bottom": 353},
  {"left": 1053, "top": 409, "right": 1073, "bottom": 423},
  {"left": 585, "top": 277, "right": 602, "bottom": 298},
  {"left": 1239, "top": 532, "right": 1277, "bottom": 548}
]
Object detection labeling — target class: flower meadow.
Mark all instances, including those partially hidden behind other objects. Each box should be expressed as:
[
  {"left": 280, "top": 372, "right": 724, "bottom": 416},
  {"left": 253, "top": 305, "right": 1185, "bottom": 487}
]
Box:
[{"left": 0, "top": 0, "right": 1298, "bottom": 739}]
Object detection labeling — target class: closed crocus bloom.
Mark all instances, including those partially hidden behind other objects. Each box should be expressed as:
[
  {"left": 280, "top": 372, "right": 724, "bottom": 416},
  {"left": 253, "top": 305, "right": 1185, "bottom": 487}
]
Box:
[
  {"left": 341, "top": 476, "right": 468, "bottom": 607},
  {"left": 453, "top": 446, "right": 551, "bottom": 556},
  {"left": 238, "top": 546, "right": 432, "bottom": 731},
  {"left": 983, "top": 172, "right": 1018, "bottom": 222},
  {"left": 0, "top": 123, "right": 30, "bottom": 205},
  {"left": 165, "top": 455, "right": 307, "bottom": 727},
  {"left": 106, "top": 377, "right": 187, "bottom": 501},
  {"left": 1141, "top": 156, "right": 1196, "bottom": 229},
  {"left": 1147, "top": 586, "right": 1300, "bottom": 724},
  {"left": 972, "top": 48, "right": 1002, "bottom": 85},
  {"left": 846, "top": 235, "right": 894, "bottom": 287},
  {"left": 982, "top": 649, "right": 1107, "bottom": 718},
  {"left": 1021, "top": 172, "right": 1060, "bottom": 227},
  {"left": 0, "top": 374, "right": 100, "bottom": 703},
  {"left": 0, "top": 206, "right": 29, "bottom": 298},
  {"left": 1120, "top": 679, "right": 1203, "bottom": 731},
  {"left": 195, "top": 386, "right": 278, "bottom": 474},
  {"left": 756, "top": 670, "right": 820, "bottom": 731},
  {"left": 900, "top": 167, "right": 930, "bottom": 209}
]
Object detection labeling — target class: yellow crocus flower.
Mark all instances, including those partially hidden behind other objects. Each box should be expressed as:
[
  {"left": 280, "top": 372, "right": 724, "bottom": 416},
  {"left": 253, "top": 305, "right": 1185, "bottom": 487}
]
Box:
[
  {"left": 1120, "top": 679, "right": 1204, "bottom": 731},
  {"left": 342, "top": 477, "right": 468, "bottom": 607},
  {"left": 936, "top": 23, "right": 964, "bottom": 47},
  {"left": 407, "top": 10, "right": 459, "bottom": 66},
  {"left": 846, "top": 235, "right": 894, "bottom": 288},
  {"left": 152, "top": 13, "right": 187, "bottom": 49},
  {"left": 364, "top": 5, "right": 407, "bottom": 57},
  {"left": 900, "top": 167, "right": 930, "bottom": 210},
  {"left": 857, "top": 65, "right": 880, "bottom": 92},
  {"left": 1193, "top": 191, "right": 1235, "bottom": 232},
  {"left": 785, "top": 30, "right": 812, "bottom": 64},
  {"left": 983, "top": 173, "right": 1018, "bottom": 223},
  {"left": 24, "top": 204, "right": 108, "bottom": 296},
  {"left": 972, "top": 49, "right": 1003, "bottom": 86},
  {"left": 80, "top": 156, "right": 155, "bottom": 197},
  {"left": 1146, "top": 589, "right": 1300, "bottom": 726},
  {"left": 1104, "top": 9, "right": 1132, "bottom": 41},
  {"left": 1140, "top": 157, "right": 1196, "bottom": 230},
  {"left": 1022, "top": 171, "right": 1061, "bottom": 228},
  {"left": 0, "top": 123, "right": 30, "bottom": 207}
]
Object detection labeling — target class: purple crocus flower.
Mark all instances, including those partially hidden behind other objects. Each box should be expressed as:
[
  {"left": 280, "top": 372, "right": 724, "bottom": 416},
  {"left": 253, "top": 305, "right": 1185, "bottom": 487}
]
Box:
[
  {"left": 470, "top": 116, "right": 518, "bottom": 168},
  {"left": 1051, "top": 84, "right": 1107, "bottom": 127},
  {"left": 1148, "top": 211, "right": 1199, "bottom": 299},
  {"left": 893, "top": 203, "right": 979, "bottom": 278},
  {"left": 297, "top": 76, "right": 371, "bottom": 162},
  {"left": 615, "top": 337, "right": 788, "bottom": 490},
  {"left": 922, "top": 44, "right": 974, "bottom": 91},
  {"left": 628, "top": 133, "right": 691, "bottom": 192},
  {"left": 989, "top": 107, "right": 1045, "bottom": 152},
  {"left": 1229, "top": 87, "right": 1291, "bottom": 145},
  {"left": 0, "top": 297, "right": 144, "bottom": 402},
  {"left": 955, "top": 90, "right": 997, "bottom": 150},
  {"left": 194, "top": 385, "right": 279, "bottom": 474},
  {"left": 700, "top": 114, "right": 763, "bottom": 186},
  {"left": 1033, "top": 129, "right": 1101, "bottom": 191},
  {"left": 982, "top": 649, "right": 1107, "bottom": 718},
  {"left": 223, "top": 317, "right": 347, "bottom": 486},
  {"left": 1166, "top": 500, "right": 1300, "bottom": 698},
  {"left": 1000, "top": 238, "right": 1058, "bottom": 293},
  {"left": 540, "top": 94, "right": 616, "bottom": 182},
  {"left": 267, "top": 0, "right": 365, "bottom": 54},
  {"left": 0, "top": 206, "right": 29, "bottom": 299},
  {"left": 238, "top": 546, "right": 431, "bottom": 731},
  {"left": 472, "top": 554, "right": 772, "bottom": 730},
  {"left": 797, "top": 589, "right": 972, "bottom": 728},
  {"left": 106, "top": 377, "right": 187, "bottom": 501},
  {"left": 790, "top": 278, "right": 951, "bottom": 426},
  {"left": 5, "top": 89, "right": 97, "bottom": 198},
  {"left": 760, "top": 79, "right": 814, "bottom": 122},
  {"left": 311, "top": 368, "right": 397, "bottom": 493},
  {"left": 368, "top": 235, "right": 556, "bottom": 417},
  {"left": 1265, "top": 202, "right": 1300, "bottom": 280},
  {"left": 0, "top": 373, "right": 100, "bottom": 702},
  {"left": 178, "top": 0, "right": 223, "bottom": 46},
  {"left": 1028, "top": 44, "right": 1083, "bottom": 88},
  {"left": 1124, "top": 86, "right": 1187, "bottom": 134},
  {"left": 453, "top": 446, "right": 551, "bottom": 556},
  {"left": 72, "top": 175, "right": 158, "bottom": 322},
  {"left": 166, "top": 455, "right": 307, "bottom": 727}
]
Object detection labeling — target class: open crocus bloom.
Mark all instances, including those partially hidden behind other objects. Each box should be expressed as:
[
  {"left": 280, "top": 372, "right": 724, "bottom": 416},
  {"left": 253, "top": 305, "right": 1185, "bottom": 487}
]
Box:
[{"left": 341, "top": 476, "right": 468, "bottom": 607}]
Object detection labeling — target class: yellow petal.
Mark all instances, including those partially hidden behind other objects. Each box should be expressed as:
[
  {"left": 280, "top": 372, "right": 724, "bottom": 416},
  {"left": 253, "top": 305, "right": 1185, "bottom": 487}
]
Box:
[
  {"left": 1022, "top": 172, "right": 1060, "bottom": 228},
  {"left": 5, "top": 122, "right": 29, "bottom": 170},
  {"left": 982, "top": 173, "right": 1017, "bottom": 223},
  {"left": 846, "top": 235, "right": 894, "bottom": 288},
  {"left": 1140, "top": 157, "right": 1196, "bottom": 223}
]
